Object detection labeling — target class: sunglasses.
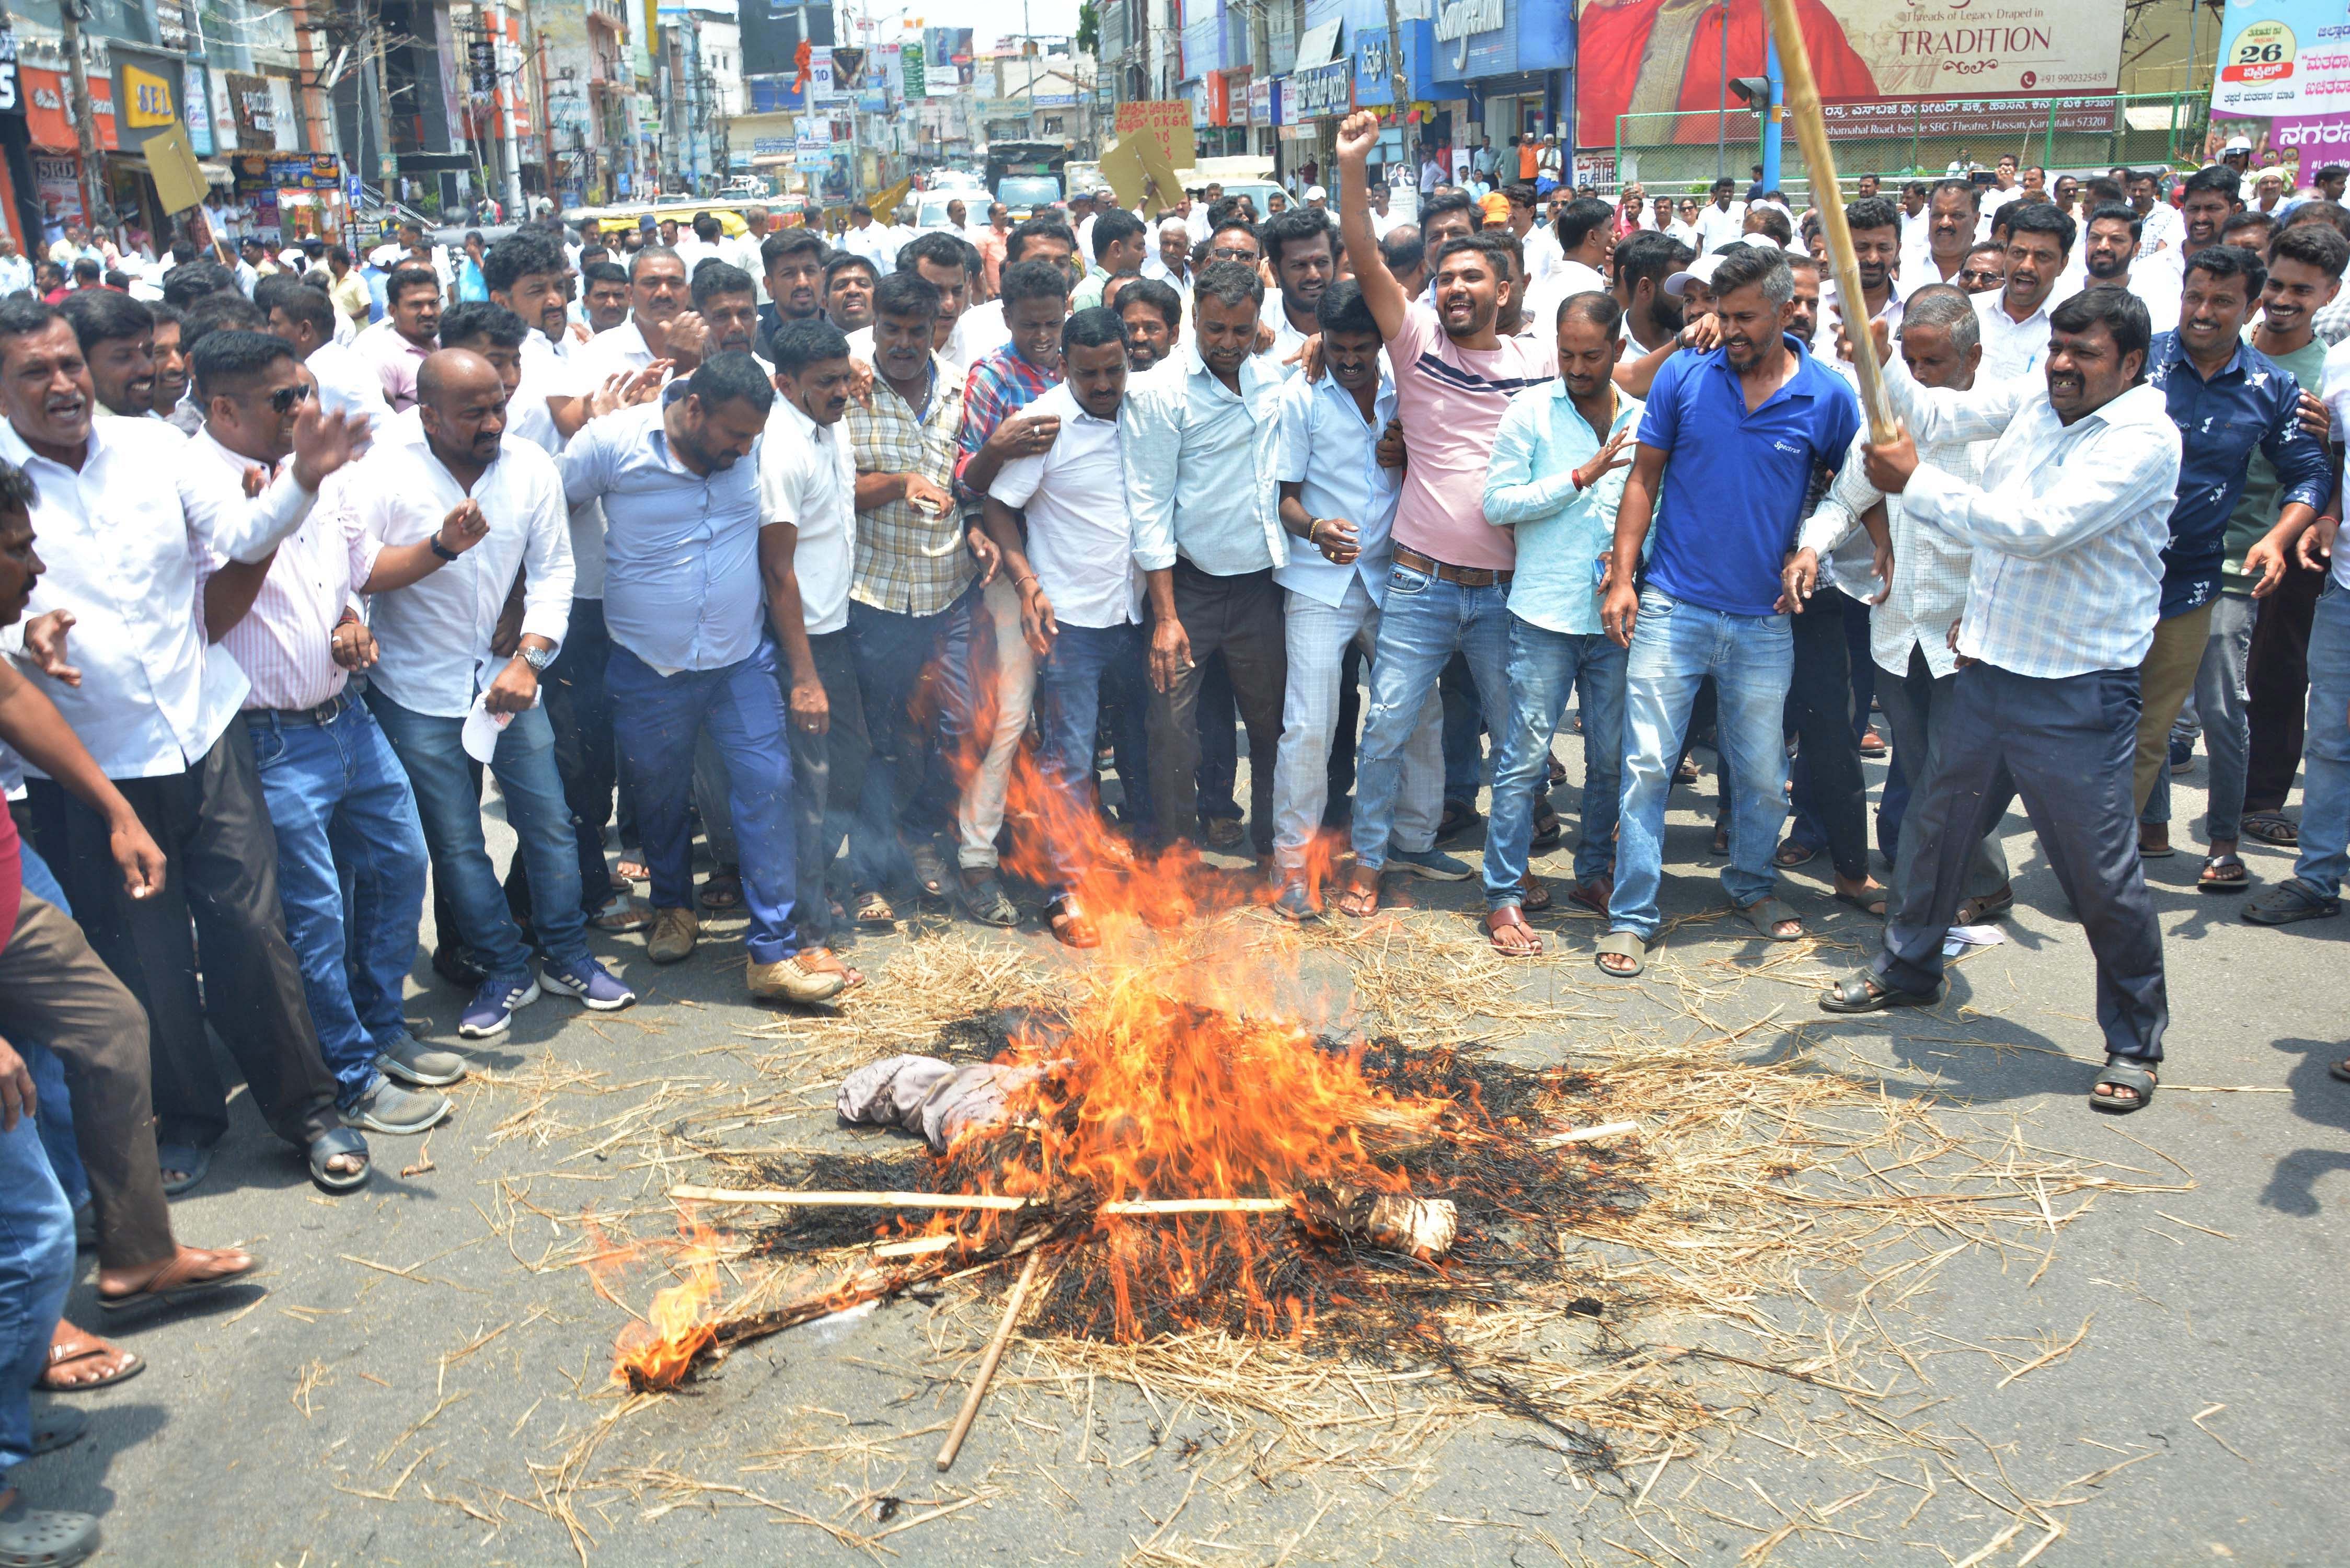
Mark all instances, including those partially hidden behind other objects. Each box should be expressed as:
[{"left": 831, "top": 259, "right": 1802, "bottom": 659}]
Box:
[
  {"left": 1208, "top": 245, "right": 1256, "bottom": 262},
  {"left": 267, "top": 382, "right": 314, "bottom": 414}
]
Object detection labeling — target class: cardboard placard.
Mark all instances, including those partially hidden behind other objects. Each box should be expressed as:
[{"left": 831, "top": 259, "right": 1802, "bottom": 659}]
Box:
[
  {"left": 143, "top": 122, "right": 210, "bottom": 216},
  {"left": 1113, "top": 100, "right": 1195, "bottom": 172},
  {"left": 1132, "top": 134, "right": 1185, "bottom": 213},
  {"left": 1097, "top": 136, "right": 1148, "bottom": 213}
]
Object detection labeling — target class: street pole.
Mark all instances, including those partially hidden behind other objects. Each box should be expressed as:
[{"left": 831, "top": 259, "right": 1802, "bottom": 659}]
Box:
[
  {"left": 57, "top": 0, "right": 107, "bottom": 243},
  {"left": 1715, "top": 2, "right": 1728, "bottom": 182},
  {"left": 1760, "top": 32, "right": 1782, "bottom": 193},
  {"left": 497, "top": 20, "right": 524, "bottom": 216}
]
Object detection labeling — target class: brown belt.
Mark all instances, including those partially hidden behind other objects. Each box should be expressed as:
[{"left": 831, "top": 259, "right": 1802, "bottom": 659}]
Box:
[{"left": 1392, "top": 545, "right": 1512, "bottom": 589}]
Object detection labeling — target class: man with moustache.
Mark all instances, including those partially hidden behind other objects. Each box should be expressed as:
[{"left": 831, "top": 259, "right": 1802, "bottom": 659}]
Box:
[
  {"left": 353, "top": 264, "right": 441, "bottom": 411},
  {"left": 1116, "top": 278, "right": 1183, "bottom": 372},
  {"left": 59, "top": 290, "right": 158, "bottom": 419},
  {"left": 692, "top": 263, "right": 770, "bottom": 364},
  {"left": 256, "top": 277, "right": 395, "bottom": 435},
  {"left": 1902, "top": 179, "right": 1983, "bottom": 287},
  {"left": 1258, "top": 208, "right": 1338, "bottom": 372},
  {"left": 2080, "top": 203, "right": 2182, "bottom": 333},
  {"left": 1975, "top": 204, "right": 2077, "bottom": 381},
  {"left": 824, "top": 253, "right": 879, "bottom": 335},
  {"left": 573, "top": 247, "right": 711, "bottom": 383},
  {"left": 580, "top": 261, "right": 632, "bottom": 333},
  {"left": 955, "top": 217, "right": 1081, "bottom": 365}
]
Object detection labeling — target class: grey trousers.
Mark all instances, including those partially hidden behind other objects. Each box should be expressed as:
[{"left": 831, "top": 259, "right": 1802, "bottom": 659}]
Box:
[
  {"left": 1875, "top": 643, "right": 2010, "bottom": 914},
  {"left": 1872, "top": 662, "right": 2167, "bottom": 1063}
]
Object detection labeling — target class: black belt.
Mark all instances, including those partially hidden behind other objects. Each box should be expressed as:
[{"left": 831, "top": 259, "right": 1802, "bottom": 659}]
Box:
[{"left": 262, "top": 688, "right": 360, "bottom": 727}]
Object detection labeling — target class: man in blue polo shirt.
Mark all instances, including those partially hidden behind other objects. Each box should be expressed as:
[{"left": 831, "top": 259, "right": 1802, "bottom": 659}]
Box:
[{"left": 1595, "top": 243, "right": 1862, "bottom": 976}]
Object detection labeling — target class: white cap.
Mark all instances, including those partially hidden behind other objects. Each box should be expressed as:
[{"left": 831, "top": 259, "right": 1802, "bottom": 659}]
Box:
[
  {"left": 1305, "top": 184, "right": 1327, "bottom": 201},
  {"left": 1664, "top": 251, "right": 1732, "bottom": 296},
  {"left": 368, "top": 244, "right": 402, "bottom": 267},
  {"left": 2224, "top": 135, "right": 2253, "bottom": 153}
]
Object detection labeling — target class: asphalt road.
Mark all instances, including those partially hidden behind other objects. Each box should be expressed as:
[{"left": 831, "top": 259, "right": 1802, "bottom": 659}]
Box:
[{"left": 18, "top": 737, "right": 2350, "bottom": 1567}]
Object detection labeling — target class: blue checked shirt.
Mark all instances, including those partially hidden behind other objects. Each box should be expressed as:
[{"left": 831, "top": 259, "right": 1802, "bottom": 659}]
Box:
[
  {"left": 1886, "top": 355, "right": 2183, "bottom": 681},
  {"left": 2143, "top": 331, "right": 2332, "bottom": 619}
]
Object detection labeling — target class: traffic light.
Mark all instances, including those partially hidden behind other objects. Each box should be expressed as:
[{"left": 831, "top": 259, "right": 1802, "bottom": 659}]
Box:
[{"left": 1727, "top": 76, "right": 1771, "bottom": 114}]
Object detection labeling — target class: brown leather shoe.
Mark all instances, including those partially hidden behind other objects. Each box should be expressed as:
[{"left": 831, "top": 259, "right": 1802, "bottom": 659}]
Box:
[
  {"left": 647, "top": 906, "right": 699, "bottom": 963},
  {"left": 746, "top": 951, "right": 848, "bottom": 1005}
]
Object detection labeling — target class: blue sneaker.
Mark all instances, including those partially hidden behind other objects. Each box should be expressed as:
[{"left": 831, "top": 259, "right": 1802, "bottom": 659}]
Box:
[
  {"left": 540, "top": 956, "right": 637, "bottom": 1011},
  {"left": 458, "top": 976, "right": 541, "bottom": 1039},
  {"left": 1386, "top": 845, "right": 1473, "bottom": 881}
]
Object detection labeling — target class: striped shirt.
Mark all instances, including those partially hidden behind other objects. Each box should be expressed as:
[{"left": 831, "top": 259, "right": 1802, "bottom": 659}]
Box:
[
  {"left": 844, "top": 351, "right": 973, "bottom": 616},
  {"left": 1385, "top": 301, "right": 1557, "bottom": 571}
]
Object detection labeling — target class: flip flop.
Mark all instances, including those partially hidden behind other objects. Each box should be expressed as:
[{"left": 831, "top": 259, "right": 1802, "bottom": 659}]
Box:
[
  {"left": 2240, "top": 813, "right": 2298, "bottom": 847},
  {"left": 97, "top": 1248, "right": 264, "bottom": 1315},
  {"left": 308, "top": 1127, "right": 371, "bottom": 1194},
  {"left": 1833, "top": 887, "right": 1888, "bottom": 918},
  {"left": 2137, "top": 836, "right": 2176, "bottom": 859},
  {"left": 1335, "top": 870, "right": 1381, "bottom": 919},
  {"left": 1736, "top": 896, "right": 1805, "bottom": 941},
  {"left": 2089, "top": 1055, "right": 2159, "bottom": 1114},
  {"left": 2197, "top": 853, "right": 2250, "bottom": 893},
  {"left": 1518, "top": 871, "right": 1552, "bottom": 912},
  {"left": 40, "top": 1325, "right": 144, "bottom": 1392},
  {"left": 155, "top": 1142, "right": 210, "bottom": 1197},
  {"left": 1595, "top": 929, "right": 1649, "bottom": 977},
  {"left": 1772, "top": 838, "right": 1819, "bottom": 868}
]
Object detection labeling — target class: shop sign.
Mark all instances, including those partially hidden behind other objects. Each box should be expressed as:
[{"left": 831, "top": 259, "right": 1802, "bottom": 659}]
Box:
[
  {"left": 182, "top": 60, "right": 211, "bottom": 154},
  {"left": 23, "top": 67, "right": 118, "bottom": 152},
  {"left": 227, "top": 72, "right": 274, "bottom": 137},
  {"left": 0, "top": 30, "right": 19, "bottom": 119},
  {"left": 1433, "top": 0, "right": 1505, "bottom": 43},
  {"left": 1288, "top": 59, "right": 1353, "bottom": 120},
  {"left": 123, "top": 62, "right": 175, "bottom": 129},
  {"left": 33, "top": 153, "right": 83, "bottom": 225}
]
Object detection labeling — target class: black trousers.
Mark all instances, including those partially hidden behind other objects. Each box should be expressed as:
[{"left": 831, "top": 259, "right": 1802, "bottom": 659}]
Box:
[
  {"left": 1147, "top": 560, "right": 1286, "bottom": 855},
  {"left": 2244, "top": 552, "right": 2323, "bottom": 815},
  {"left": 510, "top": 595, "right": 619, "bottom": 921},
  {"left": 1874, "top": 644, "right": 2010, "bottom": 914},
  {"left": 1872, "top": 663, "right": 2167, "bottom": 1063},
  {"left": 1785, "top": 585, "right": 1871, "bottom": 880},
  {"left": 787, "top": 627, "right": 870, "bottom": 944},
  {"left": 25, "top": 717, "right": 340, "bottom": 1150},
  {"left": 0, "top": 896, "right": 175, "bottom": 1269}
]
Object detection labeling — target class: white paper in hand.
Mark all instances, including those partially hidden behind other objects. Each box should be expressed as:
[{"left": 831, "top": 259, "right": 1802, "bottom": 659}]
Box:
[{"left": 461, "top": 693, "right": 515, "bottom": 763}]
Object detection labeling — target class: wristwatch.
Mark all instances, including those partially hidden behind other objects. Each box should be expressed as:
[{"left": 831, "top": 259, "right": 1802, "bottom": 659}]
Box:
[{"left": 518, "top": 646, "right": 556, "bottom": 672}]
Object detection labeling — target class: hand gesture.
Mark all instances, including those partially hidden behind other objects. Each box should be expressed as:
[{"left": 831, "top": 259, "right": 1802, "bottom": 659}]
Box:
[
  {"left": 2245, "top": 534, "right": 2292, "bottom": 597},
  {"left": 902, "top": 474, "right": 953, "bottom": 515},
  {"left": 2296, "top": 513, "right": 2340, "bottom": 575},
  {"left": 1311, "top": 516, "right": 1361, "bottom": 565},
  {"left": 1375, "top": 419, "right": 1407, "bottom": 472},
  {"left": 1287, "top": 333, "right": 1324, "bottom": 382},
  {"left": 986, "top": 412, "right": 1060, "bottom": 462},
  {"left": 664, "top": 310, "right": 710, "bottom": 369},
  {"left": 1018, "top": 581, "right": 1059, "bottom": 659},
  {"left": 846, "top": 356, "right": 876, "bottom": 409},
  {"left": 1679, "top": 314, "right": 1723, "bottom": 353},
  {"left": 1573, "top": 426, "right": 1633, "bottom": 490},
  {"left": 1777, "top": 546, "right": 1820, "bottom": 614},
  {"left": 23, "top": 609, "right": 79, "bottom": 686},
  {"left": 484, "top": 655, "right": 539, "bottom": 715},
  {"left": 289, "top": 401, "right": 373, "bottom": 492},
  {"left": 789, "top": 673, "right": 830, "bottom": 736},
  {"left": 437, "top": 499, "right": 490, "bottom": 556},
  {"left": 329, "top": 617, "right": 378, "bottom": 671},
  {"left": 623, "top": 363, "right": 671, "bottom": 405},
  {"left": 1337, "top": 111, "right": 1381, "bottom": 165},
  {"left": 1860, "top": 424, "right": 1918, "bottom": 494},
  {"left": 1149, "top": 614, "right": 1192, "bottom": 694},
  {"left": 109, "top": 814, "right": 166, "bottom": 902}
]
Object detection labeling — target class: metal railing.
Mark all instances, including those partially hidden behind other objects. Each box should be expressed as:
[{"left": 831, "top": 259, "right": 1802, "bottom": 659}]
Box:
[{"left": 1610, "top": 91, "right": 2211, "bottom": 198}]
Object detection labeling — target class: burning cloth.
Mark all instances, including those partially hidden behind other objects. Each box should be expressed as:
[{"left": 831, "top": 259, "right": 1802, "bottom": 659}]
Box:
[{"left": 836, "top": 1054, "right": 1057, "bottom": 1152}]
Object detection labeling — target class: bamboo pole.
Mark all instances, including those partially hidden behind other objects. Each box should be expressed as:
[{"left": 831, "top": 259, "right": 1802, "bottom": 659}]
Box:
[
  {"left": 936, "top": 1246, "right": 1046, "bottom": 1471},
  {"left": 672, "top": 1185, "right": 1031, "bottom": 1212},
  {"left": 1759, "top": 0, "right": 1897, "bottom": 444}
]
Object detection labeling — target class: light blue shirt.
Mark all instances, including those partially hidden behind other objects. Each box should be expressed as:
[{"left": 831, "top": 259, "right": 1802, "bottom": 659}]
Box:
[
  {"left": 561, "top": 391, "right": 768, "bottom": 672},
  {"left": 0, "top": 254, "right": 31, "bottom": 296},
  {"left": 1272, "top": 367, "right": 1399, "bottom": 609},
  {"left": 1123, "top": 336, "right": 1288, "bottom": 577},
  {"left": 1483, "top": 378, "right": 1644, "bottom": 637}
]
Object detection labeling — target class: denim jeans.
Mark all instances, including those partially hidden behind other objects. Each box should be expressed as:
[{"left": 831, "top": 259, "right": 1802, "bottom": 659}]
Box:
[
  {"left": 248, "top": 700, "right": 429, "bottom": 1106},
  {"left": 1612, "top": 587, "right": 1795, "bottom": 942},
  {"left": 1440, "top": 653, "right": 1487, "bottom": 808},
  {"left": 542, "top": 596, "right": 617, "bottom": 913},
  {"left": 1353, "top": 564, "right": 1513, "bottom": 870},
  {"left": 2290, "top": 584, "right": 2350, "bottom": 896},
  {"left": 847, "top": 579, "right": 986, "bottom": 890},
  {"left": 367, "top": 689, "right": 592, "bottom": 984},
  {"left": 1033, "top": 621, "right": 1151, "bottom": 898},
  {"left": 1485, "top": 616, "right": 1627, "bottom": 904},
  {"left": 2142, "top": 591, "right": 2256, "bottom": 841},
  {"left": 0, "top": 1112, "right": 73, "bottom": 1480},
  {"left": 1271, "top": 579, "right": 1441, "bottom": 876},
  {"left": 608, "top": 639, "right": 803, "bottom": 964}
]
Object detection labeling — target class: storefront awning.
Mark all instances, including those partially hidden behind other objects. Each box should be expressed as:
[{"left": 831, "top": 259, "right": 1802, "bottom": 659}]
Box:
[{"left": 200, "top": 160, "right": 235, "bottom": 185}]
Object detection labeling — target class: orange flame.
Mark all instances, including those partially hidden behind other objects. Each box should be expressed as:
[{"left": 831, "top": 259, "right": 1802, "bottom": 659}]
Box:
[{"left": 612, "top": 1219, "right": 724, "bottom": 1390}]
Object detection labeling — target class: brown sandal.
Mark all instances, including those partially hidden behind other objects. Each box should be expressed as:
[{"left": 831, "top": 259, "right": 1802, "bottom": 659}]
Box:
[
  {"left": 853, "top": 890, "right": 897, "bottom": 928},
  {"left": 1335, "top": 868, "right": 1381, "bottom": 919},
  {"left": 1518, "top": 871, "right": 1552, "bottom": 913},
  {"left": 41, "top": 1323, "right": 143, "bottom": 1392},
  {"left": 96, "top": 1244, "right": 261, "bottom": 1313},
  {"left": 1484, "top": 906, "right": 1545, "bottom": 956},
  {"left": 1047, "top": 896, "right": 1100, "bottom": 949},
  {"left": 1568, "top": 875, "right": 1613, "bottom": 917}
]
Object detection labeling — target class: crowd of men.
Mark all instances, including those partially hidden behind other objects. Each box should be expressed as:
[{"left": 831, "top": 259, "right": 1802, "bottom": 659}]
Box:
[{"left": 3, "top": 121, "right": 2350, "bottom": 1556}]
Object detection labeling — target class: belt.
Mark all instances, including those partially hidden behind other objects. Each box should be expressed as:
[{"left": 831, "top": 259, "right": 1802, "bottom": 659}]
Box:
[
  {"left": 263, "top": 688, "right": 360, "bottom": 727},
  {"left": 1393, "top": 544, "right": 1512, "bottom": 588}
]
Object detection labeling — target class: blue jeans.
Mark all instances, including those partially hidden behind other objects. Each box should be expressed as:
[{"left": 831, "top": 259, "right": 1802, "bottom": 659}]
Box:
[
  {"left": 249, "top": 701, "right": 429, "bottom": 1106},
  {"left": 0, "top": 1112, "right": 73, "bottom": 1481},
  {"left": 1612, "top": 587, "right": 1794, "bottom": 941},
  {"left": 847, "top": 580, "right": 986, "bottom": 889},
  {"left": 1353, "top": 564, "right": 1513, "bottom": 870},
  {"left": 1032, "top": 621, "right": 1150, "bottom": 898},
  {"left": 2291, "top": 584, "right": 2350, "bottom": 895},
  {"left": 366, "top": 689, "right": 592, "bottom": 984},
  {"left": 1485, "top": 617, "right": 1627, "bottom": 904},
  {"left": 608, "top": 640, "right": 803, "bottom": 964}
]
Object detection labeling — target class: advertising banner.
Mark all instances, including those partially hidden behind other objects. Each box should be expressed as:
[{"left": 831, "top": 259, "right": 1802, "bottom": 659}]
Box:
[
  {"left": 1576, "top": 0, "right": 2128, "bottom": 147},
  {"left": 2207, "top": 0, "right": 2350, "bottom": 181}
]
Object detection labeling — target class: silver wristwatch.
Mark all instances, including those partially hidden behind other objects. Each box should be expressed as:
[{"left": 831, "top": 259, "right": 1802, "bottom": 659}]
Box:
[{"left": 519, "top": 646, "right": 556, "bottom": 672}]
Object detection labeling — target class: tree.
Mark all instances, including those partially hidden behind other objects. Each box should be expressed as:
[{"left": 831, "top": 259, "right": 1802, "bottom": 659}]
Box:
[{"left": 1076, "top": 3, "right": 1100, "bottom": 57}]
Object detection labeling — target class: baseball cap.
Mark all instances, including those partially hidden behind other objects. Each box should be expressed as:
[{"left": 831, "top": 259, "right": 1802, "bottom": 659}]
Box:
[
  {"left": 1305, "top": 185, "right": 1327, "bottom": 201},
  {"left": 367, "top": 244, "right": 402, "bottom": 267},
  {"left": 1664, "top": 237, "right": 1783, "bottom": 296}
]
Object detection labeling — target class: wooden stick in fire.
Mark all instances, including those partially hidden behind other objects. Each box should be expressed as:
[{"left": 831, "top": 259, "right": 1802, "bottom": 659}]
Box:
[
  {"left": 936, "top": 1244, "right": 1046, "bottom": 1472},
  {"left": 1760, "top": 0, "right": 1897, "bottom": 446}
]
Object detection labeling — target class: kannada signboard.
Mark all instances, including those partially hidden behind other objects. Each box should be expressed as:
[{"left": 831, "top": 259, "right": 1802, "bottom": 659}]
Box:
[
  {"left": 2208, "top": 0, "right": 2350, "bottom": 179},
  {"left": 1577, "top": 0, "right": 2130, "bottom": 147},
  {"left": 1114, "top": 99, "right": 1196, "bottom": 171}
]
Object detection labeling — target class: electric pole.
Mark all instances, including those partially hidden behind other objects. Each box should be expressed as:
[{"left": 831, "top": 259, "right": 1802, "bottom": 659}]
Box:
[{"left": 58, "top": 0, "right": 107, "bottom": 241}]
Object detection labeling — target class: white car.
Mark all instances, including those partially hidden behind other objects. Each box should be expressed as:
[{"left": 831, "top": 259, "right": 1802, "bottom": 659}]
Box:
[{"left": 912, "top": 191, "right": 978, "bottom": 229}]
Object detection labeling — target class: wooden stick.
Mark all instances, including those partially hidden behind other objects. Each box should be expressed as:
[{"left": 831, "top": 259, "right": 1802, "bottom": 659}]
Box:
[
  {"left": 672, "top": 1185, "right": 1030, "bottom": 1212},
  {"left": 1537, "top": 1120, "right": 1641, "bottom": 1148},
  {"left": 1098, "top": 1197, "right": 1295, "bottom": 1216},
  {"left": 936, "top": 1246, "right": 1046, "bottom": 1472},
  {"left": 1761, "top": 0, "right": 1897, "bottom": 444}
]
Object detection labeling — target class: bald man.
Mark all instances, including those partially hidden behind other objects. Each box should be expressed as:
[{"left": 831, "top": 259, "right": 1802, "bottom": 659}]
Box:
[{"left": 355, "top": 349, "right": 637, "bottom": 1039}]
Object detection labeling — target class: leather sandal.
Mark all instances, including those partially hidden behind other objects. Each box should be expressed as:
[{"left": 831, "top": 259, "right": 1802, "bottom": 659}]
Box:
[
  {"left": 1483, "top": 905, "right": 1544, "bottom": 957},
  {"left": 1819, "top": 974, "right": 1939, "bottom": 1013},
  {"left": 40, "top": 1324, "right": 143, "bottom": 1392},
  {"left": 2090, "top": 1055, "right": 2158, "bottom": 1114},
  {"left": 1046, "top": 896, "right": 1100, "bottom": 949},
  {"left": 98, "top": 1246, "right": 263, "bottom": 1313},
  {"left": 1518, "top": 871, "right": 1552, "bottom": 912},
  {"left": 1335, "top": 868, "right": 1381, "bottom": 919}
]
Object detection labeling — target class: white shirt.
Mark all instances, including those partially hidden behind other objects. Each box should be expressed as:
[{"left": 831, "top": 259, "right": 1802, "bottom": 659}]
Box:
[
  {"left": 1694, "top": 201, "right": 1747, "bottom": 252},
  {"left": 842, "top": 223, "right": 897, "bottom": 276},
  {"left": 0, "top": 416, "right": 322, "bottom": 777},
  {"left": 954, "top": 297, "right": 1012, "bottom": 365},
  {"left": 2119, "top": 265, "right": 2183, "bottom": 336},
  {"left": 570, "top": 317, "right": 659, "bottom": 384},
  {"left": 1665, "top": 218, "right": 1701, "bottom": 249},
  {"left": 758, "top": 395, "right": 857, "bottom": 636},
  {"left": 1812, "top": 275, "right": 1913, "bottom": 599},
  {"left": 671, "top": 236, "right": 725, "bottom": 278},
  {"left": 1260, "top": 290, "right": 1312, "bottom": 378},
  {"left": 350, "top": 433, "right": 575, "bottom": 717},
  {"left": 1886, "top": 358, "right": 2182, "bottom": 679},
  {"left": 0, "top": 256, "right": 30, "bottom": 295},
  {"left": 508, "top": 334, "right": 607, "bottom": 600},
  {"left": 988, "top": 383, "right": 1141, "bottom": 628},
  {"left": 2323, "top": 339, "right": 2350, "bottom": 592},
  {"left": 1520, "top": 224, "right": 1564, "bottom": 286},
  {"left": 303, "top": 339, "right": 397, "bottom": 437},
  {"left": 1973, "top": 288, "right": 2061, "bottom": 383},
  {"left": 1523, "top": 260, "right": 1609, "bottom": 340},
  {"left": 1272, "top": 368, "right": 1400, "bottom": 608}
]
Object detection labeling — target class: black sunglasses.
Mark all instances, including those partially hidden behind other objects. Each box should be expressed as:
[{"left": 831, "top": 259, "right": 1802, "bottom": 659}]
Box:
[{"left": 268, "top": 382, "right": 314, "bottom": 414}]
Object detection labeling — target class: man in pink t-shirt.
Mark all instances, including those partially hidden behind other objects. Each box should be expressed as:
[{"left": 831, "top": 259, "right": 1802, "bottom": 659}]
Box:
[{"left": 1330, "top": 109, "right": 1558, "bottom": 919}]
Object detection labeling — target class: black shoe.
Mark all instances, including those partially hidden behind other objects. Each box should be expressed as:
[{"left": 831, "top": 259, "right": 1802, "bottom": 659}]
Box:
[
  {"left": 431, "top": 944, "right": 486, "bottom": 990},
  {"left": 2168, "top": 733, "right": 2195, "bottom": 772},
  {"left": 1435, "top": 801, "right": 1482, "bottom": 844}
]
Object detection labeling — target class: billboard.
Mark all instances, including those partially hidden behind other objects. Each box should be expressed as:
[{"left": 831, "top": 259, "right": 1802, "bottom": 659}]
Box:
[
  {"left": 2207, "top": 0, "right": 2350, "bottom": 181},
  {"left": 1576, "top": 0, "right": 2129, "bottom": 147}
]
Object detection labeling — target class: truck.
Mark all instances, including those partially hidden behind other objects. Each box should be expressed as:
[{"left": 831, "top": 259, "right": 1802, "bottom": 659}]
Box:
[{"left": 986, "top": 140, "right": 1069, "bottom": 217}]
